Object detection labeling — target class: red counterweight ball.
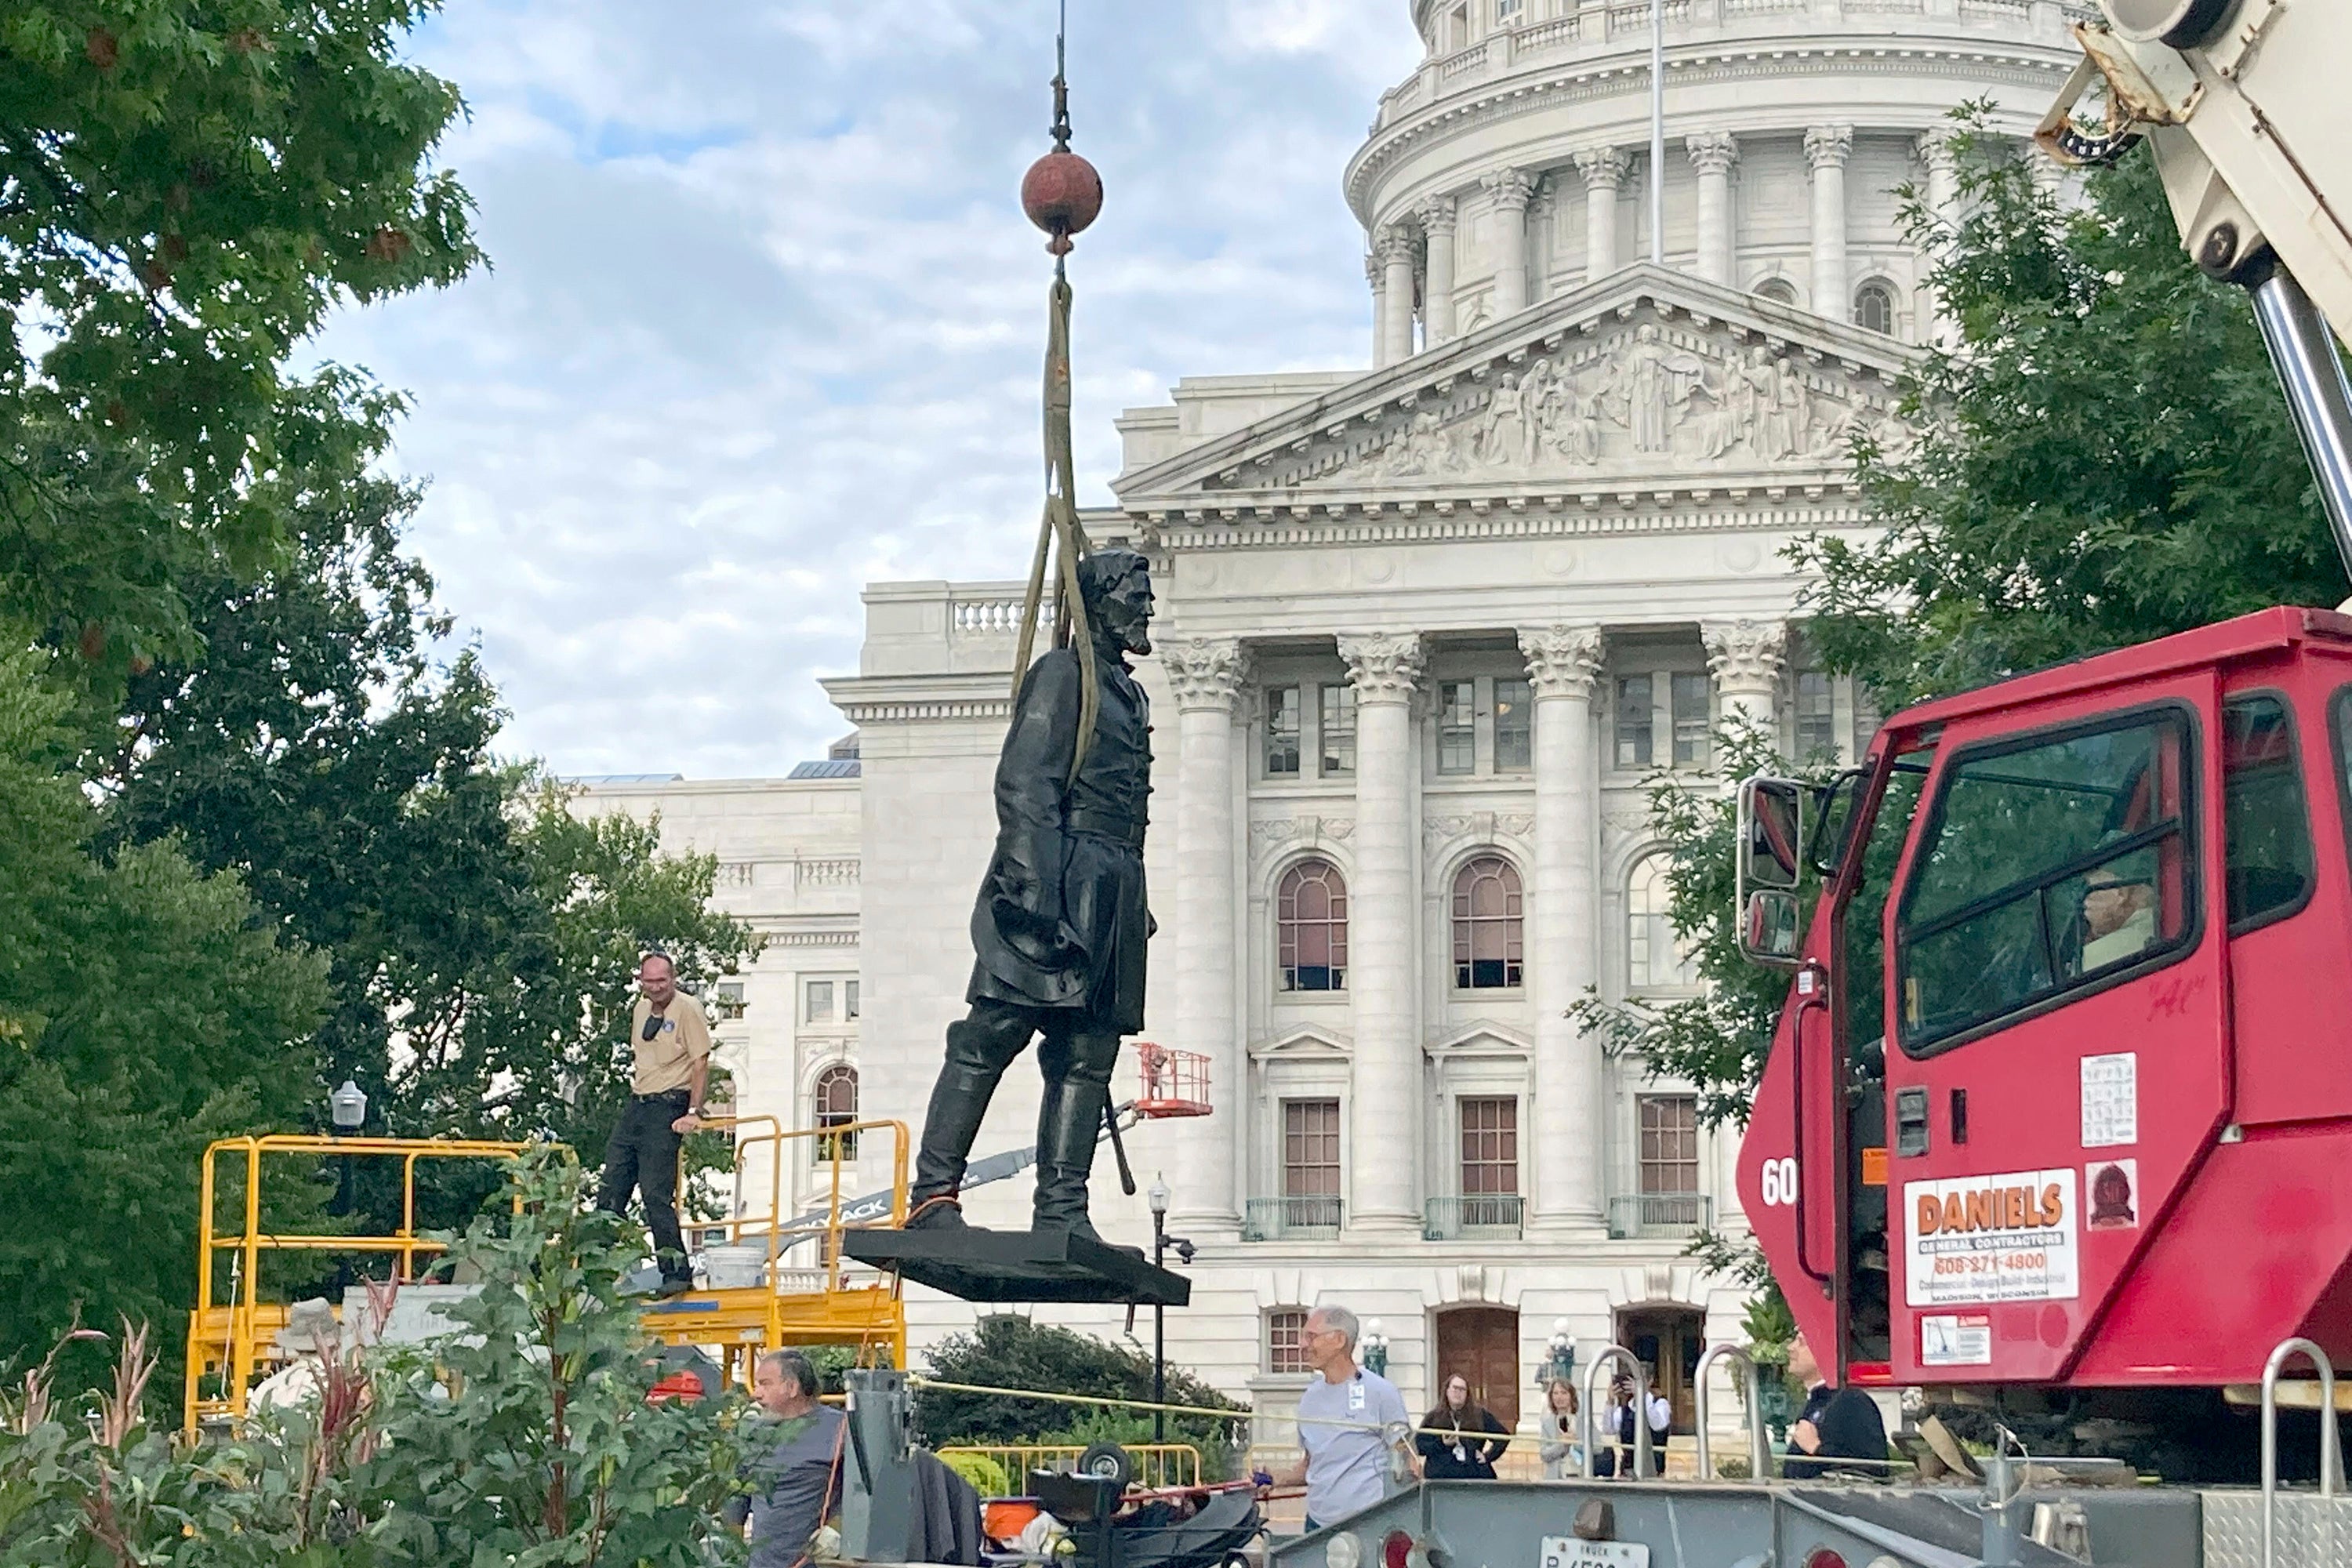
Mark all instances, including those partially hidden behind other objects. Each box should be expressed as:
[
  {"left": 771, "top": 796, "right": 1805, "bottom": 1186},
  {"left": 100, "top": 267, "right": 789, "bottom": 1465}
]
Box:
[{"left": 1021, "top": 150, "right": 1102, "bottom": 256}]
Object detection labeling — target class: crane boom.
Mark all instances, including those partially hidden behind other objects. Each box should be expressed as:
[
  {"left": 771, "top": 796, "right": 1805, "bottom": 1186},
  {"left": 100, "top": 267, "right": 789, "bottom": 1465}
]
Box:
[{"left": 2039, "top": 1, "right": 2352, "bottom": 579}]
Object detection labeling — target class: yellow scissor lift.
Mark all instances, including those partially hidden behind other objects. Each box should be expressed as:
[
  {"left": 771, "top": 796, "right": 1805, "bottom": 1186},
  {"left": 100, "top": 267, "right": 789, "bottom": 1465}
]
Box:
[{"left": 183, "top": 1116, "right": 909, "bottom": 1436}]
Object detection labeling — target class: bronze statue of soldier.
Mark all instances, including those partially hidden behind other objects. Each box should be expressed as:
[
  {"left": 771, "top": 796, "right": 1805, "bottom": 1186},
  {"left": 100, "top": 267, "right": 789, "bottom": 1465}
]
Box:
[{"left": 906, "top": 547, "right": 1155, "bottom": 1242}]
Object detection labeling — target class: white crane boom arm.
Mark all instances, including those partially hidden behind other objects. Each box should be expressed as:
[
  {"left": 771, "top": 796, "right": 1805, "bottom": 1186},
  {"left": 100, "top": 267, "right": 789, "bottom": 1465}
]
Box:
[{"left": 2040, "top": 2, "right": 2352, "bottom": 332}]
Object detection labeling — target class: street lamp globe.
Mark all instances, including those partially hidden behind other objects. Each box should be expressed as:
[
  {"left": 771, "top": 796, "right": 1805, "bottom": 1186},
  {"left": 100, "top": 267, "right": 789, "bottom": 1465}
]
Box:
[
  {"left": 330, "top": 1080, "right": 368, "bottom": 1132},
  {"left": 1361, "top": 1318, "right": 1390, "bottom": 1377},
  {"left": 1148, "top": 1173, "right": 1171, "bottom": 1216}
]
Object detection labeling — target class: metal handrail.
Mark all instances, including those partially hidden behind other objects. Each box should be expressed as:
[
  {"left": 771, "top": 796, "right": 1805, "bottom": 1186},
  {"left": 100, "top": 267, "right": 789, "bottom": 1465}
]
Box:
[
  {"left": 1693, "top": 1342, "right": 1772, "bottom": 1481},
  {"left": 684, "top": 1116, "right": 910, "bottom": 1294},
  {"left": 1582, "top": 1343, "right": 1654, "bottom": 1480},
  {"left": 2261, "top": 1336, "right": 2343, "bottom": 1568},
  {"left": 187, "top": 1134, "right": 527, "bottom": 1436}
]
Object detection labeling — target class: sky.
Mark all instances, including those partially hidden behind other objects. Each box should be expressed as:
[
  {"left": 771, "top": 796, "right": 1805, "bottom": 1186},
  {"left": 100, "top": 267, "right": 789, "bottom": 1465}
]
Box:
[{"left": 315, "top": 1, "right": 1424, "bottom": 779}]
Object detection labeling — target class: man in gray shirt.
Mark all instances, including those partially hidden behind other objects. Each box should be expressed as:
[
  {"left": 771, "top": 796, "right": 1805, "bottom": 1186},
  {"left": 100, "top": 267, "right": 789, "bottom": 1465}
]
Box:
[
  {"left": 1267, "top": 1305, "right": 1414, "bottom": 1531},
  {"left": 724, "top": 1351, "right": 846, "bottom": 1566}
]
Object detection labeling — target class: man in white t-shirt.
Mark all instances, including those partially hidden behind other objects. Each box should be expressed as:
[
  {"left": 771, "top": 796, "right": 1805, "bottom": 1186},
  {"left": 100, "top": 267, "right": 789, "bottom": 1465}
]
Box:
[{"left": 1265, "top": 1305, "right": 1414, "bottom": 1531}]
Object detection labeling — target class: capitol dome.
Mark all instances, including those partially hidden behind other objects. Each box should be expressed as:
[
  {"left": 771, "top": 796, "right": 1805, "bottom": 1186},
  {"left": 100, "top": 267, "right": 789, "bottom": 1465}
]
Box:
[{"left": 1345, "top": 0, "right": 2093, "bottom": 361}]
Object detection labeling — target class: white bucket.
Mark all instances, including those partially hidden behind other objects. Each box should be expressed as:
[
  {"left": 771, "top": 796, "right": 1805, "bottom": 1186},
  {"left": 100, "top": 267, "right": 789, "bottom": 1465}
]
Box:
[{"left": 702, "top": 1244, "right": 768, "bottom": 1290}]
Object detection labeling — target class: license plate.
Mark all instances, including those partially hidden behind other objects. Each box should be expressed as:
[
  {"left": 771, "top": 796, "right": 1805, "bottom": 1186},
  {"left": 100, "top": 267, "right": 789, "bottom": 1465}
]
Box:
[{"left": 1538, "top": 1538, "right": 1650, "bottom": 1568}]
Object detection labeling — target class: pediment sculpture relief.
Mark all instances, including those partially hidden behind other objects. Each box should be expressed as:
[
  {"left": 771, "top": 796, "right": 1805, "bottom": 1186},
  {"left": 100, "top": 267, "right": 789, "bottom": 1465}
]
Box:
[{"left": 1257, "top": 318, "right": 1915, "bottom": 490}]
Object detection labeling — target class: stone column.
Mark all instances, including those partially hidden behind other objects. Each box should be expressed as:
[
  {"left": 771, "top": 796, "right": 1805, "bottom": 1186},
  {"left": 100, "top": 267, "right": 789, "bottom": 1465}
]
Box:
[
  {"left": 1519, "top": 626, "right": 1606, "bottom": 1232},
  {"left": 1366, "top": 252, "right": 1387, "bottom": 367},
  {"left": 1917, "top": 132, "right": 1959, "bottom": 343},
  {"left": 1686, "top": 132, "right": 1740, "bottom": 285},
  {"left": 1338, "top": 631, "right": 1426, "bottom": 1236},
  {"left": 1573, "top": 147, "right": 1630, "bottom": 285},
  {"left": 1418, "top": 197, "right": 1459, "bottom": 345},
  {"left": 1378, "top": 224, "right": 1419, "bottom": 366},
  {"left": 1482, "top": 169, "right": 1537, "bottom": 318},
  {"left": 1702, "top": 617, "right": 1788, "bottom": 1237},
  {"left": 1805, "top": 125, "right": 1853, "bottom": 322},
  {"left": 1160, "top": 637, "right": 1246, "bottom": 1232}
]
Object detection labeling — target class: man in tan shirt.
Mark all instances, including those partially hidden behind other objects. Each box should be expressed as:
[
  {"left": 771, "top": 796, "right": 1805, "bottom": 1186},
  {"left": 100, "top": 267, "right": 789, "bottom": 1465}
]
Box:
[{"left": 595, "top": 951, "right": 712, "bottom": 1296}]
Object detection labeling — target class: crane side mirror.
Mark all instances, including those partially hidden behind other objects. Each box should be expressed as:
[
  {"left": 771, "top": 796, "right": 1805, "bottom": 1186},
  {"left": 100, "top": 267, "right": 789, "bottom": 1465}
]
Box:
[{"left": 1737, "top": 776, "right": 1808, "bottom": 971}]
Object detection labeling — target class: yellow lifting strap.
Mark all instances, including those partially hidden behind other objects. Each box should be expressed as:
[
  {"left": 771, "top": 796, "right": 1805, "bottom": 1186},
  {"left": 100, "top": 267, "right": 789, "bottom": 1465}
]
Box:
[{"left": 1011, "top": 267, "right": 1102, "bottom": 781}]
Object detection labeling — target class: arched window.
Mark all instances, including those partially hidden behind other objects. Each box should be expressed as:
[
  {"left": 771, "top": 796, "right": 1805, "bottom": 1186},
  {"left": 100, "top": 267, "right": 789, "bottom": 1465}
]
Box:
[
  {"left": 1628, "top": 855, "right": 1700, "bottom": 991},
  {"left": 814, "top": 1063, "right": 858, "bottom": 1160},
  {"left": 1451, "top": 856, "right": 1524, "bottom": 989},
  {"left": 1853, "top": 280, "right": 1897, "bottom": 336},
  {"left": 1753, "top": 277, "right": 1799, "bottom": 307},
  {"left": 1278, "top": 858, "right": 1349, "bottom": 992}
]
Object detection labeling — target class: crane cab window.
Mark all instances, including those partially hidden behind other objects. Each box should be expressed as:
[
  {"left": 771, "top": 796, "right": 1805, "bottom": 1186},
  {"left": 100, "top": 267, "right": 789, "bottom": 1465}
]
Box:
[
  {"left": 2222, "top": 694, "right": 2312, "bottom": 931},
  {"left": 1896, "top": 710, "right": 2197, "bottom": 1055}
]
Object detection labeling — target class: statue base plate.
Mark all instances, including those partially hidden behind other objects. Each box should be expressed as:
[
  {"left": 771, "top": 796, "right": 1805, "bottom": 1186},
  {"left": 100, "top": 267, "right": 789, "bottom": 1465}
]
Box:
[{"left": 841, "top": 1225, "right": 1191, "bottom": 1306}]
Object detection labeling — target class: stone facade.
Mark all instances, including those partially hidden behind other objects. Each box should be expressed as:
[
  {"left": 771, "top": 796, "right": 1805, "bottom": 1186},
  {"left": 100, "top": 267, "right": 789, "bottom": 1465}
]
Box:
[{"left": 573, "top": 2, "right": 2068, "bottom": 1442}]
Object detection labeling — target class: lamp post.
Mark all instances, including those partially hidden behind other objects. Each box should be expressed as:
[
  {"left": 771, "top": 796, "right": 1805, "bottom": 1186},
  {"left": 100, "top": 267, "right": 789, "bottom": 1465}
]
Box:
[
  {"left": 1361, "top": 1319, "right": 1390, "bottom": 1378},
  {"left": 1146, "top": 1174, "right": 1193, "bottom": 1444},
  {"left": 328, "top": 1080, "right": 367, "bottom": 1219},
  {"left": 1546, "top": 1317, "right": 1578, "bottom": 1387}
]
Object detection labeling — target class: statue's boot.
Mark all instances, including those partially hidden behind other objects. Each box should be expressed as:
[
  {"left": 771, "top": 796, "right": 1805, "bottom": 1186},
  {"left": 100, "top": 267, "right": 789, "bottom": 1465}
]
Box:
[
  {"left": 1031, "top": 1029, "right": 1142, "bottom": 1257},
  {"left": 907, "top": 1004, "right": 1033, "bottom": 1232}
]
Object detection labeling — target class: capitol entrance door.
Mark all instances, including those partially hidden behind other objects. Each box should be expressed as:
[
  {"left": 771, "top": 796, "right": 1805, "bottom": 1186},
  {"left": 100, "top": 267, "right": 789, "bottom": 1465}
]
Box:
[{"left": 1432, "top": 1305, "right": 1520, "bottom": 1428}]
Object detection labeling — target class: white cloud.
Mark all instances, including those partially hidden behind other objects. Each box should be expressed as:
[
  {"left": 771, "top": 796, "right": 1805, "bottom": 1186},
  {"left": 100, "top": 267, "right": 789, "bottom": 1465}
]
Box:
[{"left": 314, "top": 0, "right": 1421, "bottom": 779}]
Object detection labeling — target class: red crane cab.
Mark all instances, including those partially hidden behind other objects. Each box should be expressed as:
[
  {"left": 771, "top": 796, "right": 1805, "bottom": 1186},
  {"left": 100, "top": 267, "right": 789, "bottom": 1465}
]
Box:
[{"left": 1736, "top": 606, "right": 2352, "bottom": 1406}]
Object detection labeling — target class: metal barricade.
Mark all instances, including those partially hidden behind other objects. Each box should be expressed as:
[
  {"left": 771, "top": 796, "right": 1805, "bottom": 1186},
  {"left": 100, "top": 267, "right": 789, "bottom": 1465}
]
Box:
[
  {"left": 2261, "top": 1336, "right": 2343, "bottom": 1568},
  {"left": 1692, "top": 1341, "right": 1773, "bottom": 1481},
  {"left": 1583, "top": 1343, "right": 1654, "bottom": 1480}
]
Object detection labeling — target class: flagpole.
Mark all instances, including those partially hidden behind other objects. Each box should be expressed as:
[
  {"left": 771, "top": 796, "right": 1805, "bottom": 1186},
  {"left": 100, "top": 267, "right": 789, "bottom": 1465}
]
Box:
[{"left": 1650, "top": 0, "right": 1665, "bottom": 266}]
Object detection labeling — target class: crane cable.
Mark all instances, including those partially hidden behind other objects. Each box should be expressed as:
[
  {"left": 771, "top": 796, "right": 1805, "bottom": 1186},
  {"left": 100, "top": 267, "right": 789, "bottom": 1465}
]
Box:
[{"left": 1010, "top": 0, "right": 1102, "bottom": 781}]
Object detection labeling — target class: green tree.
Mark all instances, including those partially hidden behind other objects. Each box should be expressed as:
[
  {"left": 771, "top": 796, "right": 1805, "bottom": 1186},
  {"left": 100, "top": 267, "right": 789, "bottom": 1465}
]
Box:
[
  {"left": 1, "top": 0, "right": 479, "bottom": 685},
  {"left": 916, "top": 1315, "right": 1247, "bottom": 1479},
  {"left": 1800, "top": 117, "right": 2345, "bottom": 709},
  {"left": 0, "top": 646, "right": 327, "bottom": 1399}
]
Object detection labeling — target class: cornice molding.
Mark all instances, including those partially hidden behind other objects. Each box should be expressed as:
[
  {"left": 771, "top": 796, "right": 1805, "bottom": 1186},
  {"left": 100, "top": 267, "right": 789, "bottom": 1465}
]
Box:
[
  {"left": 1132, "top": 498, "right": 1869, "bottom": 554},
  {"left": 1347, "top": 43, "right": 2074, "bottom": 220}
]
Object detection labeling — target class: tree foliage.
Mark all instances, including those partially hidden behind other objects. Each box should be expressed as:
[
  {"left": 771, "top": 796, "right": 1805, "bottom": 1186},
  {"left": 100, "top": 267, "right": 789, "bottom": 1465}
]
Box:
[
  {"left": 1800, "top": 116, "right": 2344, "bottom": 710},
  {"left": 916, "top": 1315, "right": 1247, "bottom": 1479},
  {"left": 1, "top": 0, "right": 480, "bottom": 684},
  {"left": 0, "top": 1145, "right": 748, "bottom": 1567},
  {"left": 0, "top": 647, "right": 328, "bottom": 1399}
]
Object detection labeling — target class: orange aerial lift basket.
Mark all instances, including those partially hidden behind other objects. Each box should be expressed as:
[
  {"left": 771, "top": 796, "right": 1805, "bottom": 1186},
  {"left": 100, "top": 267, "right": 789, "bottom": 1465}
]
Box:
[{"left": 1131, "top": 1040, "right": 1210, "bottom": 1118}]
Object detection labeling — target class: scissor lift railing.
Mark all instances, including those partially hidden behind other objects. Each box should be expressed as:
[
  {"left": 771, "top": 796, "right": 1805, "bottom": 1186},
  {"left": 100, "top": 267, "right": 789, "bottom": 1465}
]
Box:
[
  {"left": 634, "top": 1116, "right": 911, "bottom": 1386},
  {"left": 183, "top": 1134, "right": 526, "bottom": 1436}
]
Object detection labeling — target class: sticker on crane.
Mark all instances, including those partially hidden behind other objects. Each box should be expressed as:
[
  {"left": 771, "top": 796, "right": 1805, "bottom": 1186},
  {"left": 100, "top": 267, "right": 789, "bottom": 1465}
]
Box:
[
  {"left": 1541, "top": 1540, "right": 1648, "bottom": 1568},
  {"left": 1904, "top": 1167, "right": 2078, "bottom": 1307},
  {"left": 1919, "top": 1312, "right": 1993, "bottom": 1367},
  {"left": 2080, "top": 1052, "right": 2137, "bottom": 1148}
]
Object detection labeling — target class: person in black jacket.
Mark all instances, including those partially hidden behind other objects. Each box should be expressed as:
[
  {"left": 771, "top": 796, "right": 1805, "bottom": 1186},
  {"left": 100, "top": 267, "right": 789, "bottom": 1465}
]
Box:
[
  {"left": 1781, "top": 1330, "right": 1889, "bottom": 1481},
  {"left": 1414, "top": 1373, "right": 1511, "bottom": 1480}
]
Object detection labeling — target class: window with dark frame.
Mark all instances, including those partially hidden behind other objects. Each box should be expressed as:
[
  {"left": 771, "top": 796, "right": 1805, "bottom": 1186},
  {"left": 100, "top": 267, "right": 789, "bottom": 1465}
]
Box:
[
  {"left": 1281, "top": 1098, "right": 1341, "bottom": 1229},
  {"left": 1438, "top": 681, "right": 1476, "bottom": 775},
  {"left": 1458, "top": 1096, "right": 1519, "bottom": 1197},
  {"left": 1671, "top": 672, "right": 1711, "bottom": 768},
  {"left": 1266, "top": 687, "right": 1301, "bottom": 777},
  {"left": 1854, "top": 281, "right": 1897, "bottom": 336},
  {"left": 1796, "top": 671, "right": 1837, "bottom": 760},
  {"left": 1451, "top": 855, "right": 1524, "bottom": 988},
  {"left": 2223, "top": 695, "right": 2313, "bottom": 929},
  {"left": 843, "top": 979, "right": 860, "bottom": 1021},
  {"left": 814, "top": 1063, "right": 859, "bottom": 1160},
  {"left": 1278, "top": 858, "right": 1349, "bottom": 992},
  {"left": 1267, "top": 1308, "right": 1311, "bottom": 1374},
  {"left": 1616, "top": 675, "right": 1654, "bottom": 768},
  {"left": 1319, "top": 684, "right": 1358, "bottom": 777},
  {"left": 1896, "top": 711, "right": 2196, "bottom": 1053},
  {"left": 1639, "top": 1095, "right": 1700, "bottom": 1196},
  {"left": 1495, "top": 678, "right": 1533, "bottom": 771}
]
